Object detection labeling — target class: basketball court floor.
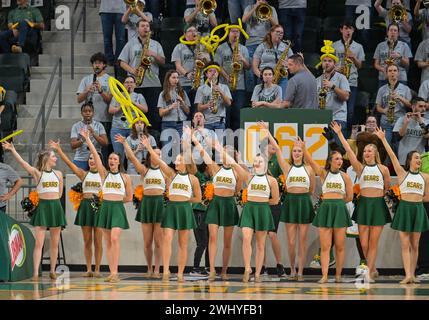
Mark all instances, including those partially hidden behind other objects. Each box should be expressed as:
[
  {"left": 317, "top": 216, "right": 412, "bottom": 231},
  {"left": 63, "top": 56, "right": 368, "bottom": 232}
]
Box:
[{"left": 2, "top": 273, "right": 429, "bottom": 300}]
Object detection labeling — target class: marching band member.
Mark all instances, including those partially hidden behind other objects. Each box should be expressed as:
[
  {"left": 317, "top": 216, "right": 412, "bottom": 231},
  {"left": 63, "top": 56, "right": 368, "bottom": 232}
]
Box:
[
  {"left": 375, "top": 127, "right": 429, "bottom": 284},
  {"left": 2, "top": 142, "right": 66, "bottom": 281},
  {"left": 48, "top": 140, "right": 103, "bottom": 279},
  {"left": 184, "top": 0, "right": 218, "bottom": 37},
  {"left": 121, "top": 0, "right": 153, "bottom": 40},
  {"left": 251, "top": 67, "right": 282, "bottom": 108},
  {"left": 332, "top": 121, "right": 391, "bottom": 283},
  {"left": 81, "top": 128, "right": 133, "bottom": 283}
]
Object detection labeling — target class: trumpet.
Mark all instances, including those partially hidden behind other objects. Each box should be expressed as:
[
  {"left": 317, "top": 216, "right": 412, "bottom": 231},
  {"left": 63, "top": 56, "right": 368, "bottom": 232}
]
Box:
[
  {"left": 255, "top": 3, "right": 272, "bottom": 22},
  {"left": 200, "top": 0, "right": 217, "bottom": 15},
  {"left": 388, "top": 4, "right": 407, "bottom": 24}
]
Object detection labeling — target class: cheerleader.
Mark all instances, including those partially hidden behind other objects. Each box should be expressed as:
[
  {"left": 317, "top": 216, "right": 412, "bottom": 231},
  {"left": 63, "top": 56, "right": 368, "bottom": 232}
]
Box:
[
  {"left": 300, "top": 138, "right": 353, "bottom": 284},
  {"left": 115, "top": 133, "right": 165, "bottom": 278},
  {"left": 2, "top": 142, "right": 66, "bottom": 281},
  {"left": 191, "top": 132, "right": 247, "bottom": 281},
  {"left": 375, "top": 127, "right": 429, "bottom": 284},
  {"left": 141, "top": 128, "right": 202, "bottom": 282},
  {"left": 48, "top": 140, "right": 103, "bottom": 278},
  {"left": 238, "top": 136, "right": 280, "bottom": 282},
  {"left": 332, "top": 121, "right": 391, "bottom": 282},
  {"left": 81, "top": 128, "right": 133, "bottom": 283},
  {"left": 258, "top": 122, "right": 315, "bottom": 281}
]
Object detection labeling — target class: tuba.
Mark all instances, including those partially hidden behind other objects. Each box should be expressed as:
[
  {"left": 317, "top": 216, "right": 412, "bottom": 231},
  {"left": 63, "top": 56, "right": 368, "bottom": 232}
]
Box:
[
  {"left": 229, "top": 38, "right": 242, "bottom": 91},
  {"left": 136, "top": 31, "right": 152, "bottom": 87},
  {"left": 388, "top": 4, "right": 407, "bottom": 24},
  {"left": 273, "top": 40, "right": 292, "bottom": 84},
  {"left": 318, "top": 70, "right": 328, "bottom": 110},
  {"left": 387, "top": 82, "right": 396, "bottom": 123},
  {"left": 200, "top": 0, "right": 217, "bottom": 15},
  {"left": 255, "top": 4, "right": 272, "bottom": 22}
]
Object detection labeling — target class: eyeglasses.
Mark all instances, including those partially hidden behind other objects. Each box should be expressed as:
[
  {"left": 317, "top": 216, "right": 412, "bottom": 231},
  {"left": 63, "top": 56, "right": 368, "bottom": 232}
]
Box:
[{"left": 274, "top": 31, "right": 284, "bottom": 35}]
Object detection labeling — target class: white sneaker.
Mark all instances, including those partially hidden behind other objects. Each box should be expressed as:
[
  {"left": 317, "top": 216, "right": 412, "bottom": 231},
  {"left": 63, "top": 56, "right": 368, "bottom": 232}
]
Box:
[
  {"left": 355, "top": 262, "right": 369, "bottom": 276},
  {"left": 417, "top": 273, "right": 429, "bottom": 280},
  {"left": 310, "top": 255, "right": 321, "bottom": 268}
]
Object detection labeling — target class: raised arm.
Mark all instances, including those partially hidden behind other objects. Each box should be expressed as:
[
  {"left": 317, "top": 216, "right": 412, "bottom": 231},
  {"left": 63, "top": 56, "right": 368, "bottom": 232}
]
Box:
[
  {"left": 48, "top": 140, "right": 86, "bottom": 180},
  {"left": 297, "top": 137, "right": 326, "bottom": 179},
  {"left": 374, "top": 126, "right": 406, "bottom": 177},
  {"left": 191, "top": 131, "right": 219, "bottom": 176},
  {"left": 140, "top": 135, "right": 176, "bottom": 179},
  {"left": 115, "top": 134, "right": 148, "bottom": 176},
  {"left": 211, "top": 138, "right": 249, "bottom": 182},
  {"left": 331, "top": 121, "right": 363, "bottom": 174},
  {"left": 2, "top": 142, "right": 40, "bottom": 180},
  {"left": 80, "top": 128, "right": 107, "bottom": 179},
  {"left": 182, "top": 126, "right": 197, "bottom": 175}
]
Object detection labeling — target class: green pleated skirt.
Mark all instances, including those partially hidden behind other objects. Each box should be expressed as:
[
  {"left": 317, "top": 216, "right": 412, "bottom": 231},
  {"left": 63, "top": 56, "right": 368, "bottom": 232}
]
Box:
[
  {"left": 205, "top": 195, "right": 239, "bottom": 226},
  {"left": 391, "top": 200, "right": 429, "bottom": 232},
  {"left": 162, "top": 201, "right": 197, "bottom": 230},
  {"left": 352, "top": 196, "right": 391, "bottom": 226},
  {"left": 74, "top": 198, "right": 97, "bottom": 227},
  {"left": 95, "top": 200, "right": 129, "bottom": 230},
  {"left": 238, "top": 201, "right": 275, "bottom": 231},
  {"left": 312, "top": 199, "right": 352, "bottom": 228},
  {"left": 280, "top": 192, "right": 315, "bottom": 224},
  {"left": 135, "top": 195, "right": 165, "bottom": 224},
  {"left": 30, "top": 199, "right": 67, "bottom": 228}
]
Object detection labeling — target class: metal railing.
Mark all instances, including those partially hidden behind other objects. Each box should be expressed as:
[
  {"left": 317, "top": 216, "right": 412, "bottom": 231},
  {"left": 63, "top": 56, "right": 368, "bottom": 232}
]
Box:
[
  {"left": 70, "top": 0, "right": 87, "bottom": 79},
  {"left": 28, "top": 58, "right": 63, "bottom": 164}
]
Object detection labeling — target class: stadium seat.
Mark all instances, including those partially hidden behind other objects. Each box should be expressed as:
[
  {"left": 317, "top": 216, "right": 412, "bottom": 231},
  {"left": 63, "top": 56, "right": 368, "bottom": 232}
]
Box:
[
  {"left": 0, "top": 65, "right": 26, "bottom": 93},
  {"left": 354, "top": 90, "right": 371, "bottom": 124},
  {"left": 0, "top": 53, "right": 31, "bottom": 78},
  {"left": 307, "top": 0, "right": 321, "bottom": 17},
  {"left": 322, "top": 16, "right": 345, "bottom": 30},
  {"left": 367, "top": 28, "right": 387, "bottom": 52},
  {"left": 321, "top": 28, "right": 341, "bottom": 42},
  {"left": 358, "top": 68, "right": 379, "bottom": 97},
  {"left": 160, "top": 30, "right": 182, "bottom": 63},
  {"left": 301, "top": 29, "right": 320, "bottom": 53},
  {"left": 304, "top": 16, "right": 322, "bottom": 31},
  {"left": 161, "top": 17, "right": 185, "bottom": 31},
  {"left": 323, "top": 1, "right": 346, "bottom": 18}
]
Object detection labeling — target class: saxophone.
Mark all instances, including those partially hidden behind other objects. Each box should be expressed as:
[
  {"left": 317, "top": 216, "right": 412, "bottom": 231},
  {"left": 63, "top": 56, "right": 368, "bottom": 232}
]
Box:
[
  {"left": 229, "top": 38, "right": 242, "bottom": 92},
  {"left": 210, "top": 79, "right": 219, "bottom": 114},
  {"left": 191, "top": 35, "right": 206, "bottom": 91},
  {"left": 273, "top": 40, "right": 292, "bottom": 84},
  {"left": 340, "top": 40, "right": 353, "bottom": 79},
  {"left": 318, "top": 70, "right": 328, "bottom": 110},
  {"left": 136, "top": 31, "right": 152, "bottom": 87},
  {"left": 385, "top": 39, "right": 395, "bottom": 66},
  {"left": 387, "top": 82, "right": 396, "bottom": 123}
]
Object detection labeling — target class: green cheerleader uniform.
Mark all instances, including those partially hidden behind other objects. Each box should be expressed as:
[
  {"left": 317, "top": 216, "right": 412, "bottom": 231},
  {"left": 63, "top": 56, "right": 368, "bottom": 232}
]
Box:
[{"left": 74, "top": 171, "right": 102, "bottom": 227}]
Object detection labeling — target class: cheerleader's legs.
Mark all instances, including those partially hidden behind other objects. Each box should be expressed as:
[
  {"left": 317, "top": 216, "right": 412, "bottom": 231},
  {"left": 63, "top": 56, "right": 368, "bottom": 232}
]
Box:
[
  {"left": 208, "top": 224, "right": 219, "bottom": 274},
  {"left": 162, "top": 228, "right": 174, "bottom": 276},
  {"left": 153, "top": 223, "right": 163, "bottom": 274},
  {"left": 399, "top": 232, "right": 414, "bottom": 280},
  {"left": 82, "top": 227, "right": 94, "bottom": 273},
  {"left": 33, "top": 227, "right": 46, "bottom": 278},
  {"left": 333, "top": 228, "right": 347, "bottom": 278},
  {"left": 242, "top": 227, "right": 253, "bottom": 274},
  {"left": 360, "top": 225, "right": 383, "bottom": 277},
  {"left": 94, "top": 228, "right": 103, "bottom": 273},
  {"left": 297, "top": 224, "right": 310, "bottom": 276},
  {"left": 110, "top": 227, "right": 122, "bottom": 275},
  {"left": 49, "top": 227, "right": 61, "bottom": 274},
  {"left": 222, "top": 226, "right": 234, "bottom": 275},
  {"left": 102, "top": 229, "right": 113, "bottom": 275},
  {"left": 255, "top": 231, "right": 268, "bottom": 277},
  {"left": 142, "top": 223, "right": 155, "bottom": 274},
  {"left": 410, "top": 232, "right": 421, "bottom": 278},
  {"left": 319, "top": 228, "right": 333, "bottom": 280},
  {"left": 177, "top": 230, "right": 190, "bottom": 278},
  {"left": 286, "top": 223, "right": 298, "bottom": 275}
]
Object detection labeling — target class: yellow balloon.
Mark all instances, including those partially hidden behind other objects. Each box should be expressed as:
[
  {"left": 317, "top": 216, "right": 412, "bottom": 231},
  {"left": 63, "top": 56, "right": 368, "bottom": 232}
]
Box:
[{"left": 0, "top": 130, "right": 23, "bottom": 143}]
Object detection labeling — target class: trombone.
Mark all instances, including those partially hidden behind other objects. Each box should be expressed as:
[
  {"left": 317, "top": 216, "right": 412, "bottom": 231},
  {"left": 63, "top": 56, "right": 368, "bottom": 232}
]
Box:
[
  {"left": 255, "top": 4, "right": 272, "bottom": 22},
  {"left": 200, "top": 0, "right": 217, "bottom": 16}
]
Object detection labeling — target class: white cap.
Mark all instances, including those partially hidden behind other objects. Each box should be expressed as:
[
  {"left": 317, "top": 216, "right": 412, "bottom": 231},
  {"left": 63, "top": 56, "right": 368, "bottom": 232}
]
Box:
[{"left": 138, "top": 0, "right": 145, "bottom": 4}]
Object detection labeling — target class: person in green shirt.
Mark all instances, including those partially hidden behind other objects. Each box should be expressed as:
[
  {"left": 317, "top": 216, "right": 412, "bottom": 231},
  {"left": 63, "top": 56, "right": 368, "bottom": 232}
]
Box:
[{"left": 0, "top": 0, "right": 44, "bottom": 53}]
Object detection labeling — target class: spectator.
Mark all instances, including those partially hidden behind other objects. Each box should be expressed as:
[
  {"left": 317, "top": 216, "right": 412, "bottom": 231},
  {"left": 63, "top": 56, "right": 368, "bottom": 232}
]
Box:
[
  {"left": 414, "top": 0, "right": 429, "bottom": 41},
  {"left": 191, "top": 111, "right": 217, "bottom": 165},
  {"left": 332, "top": 21, "right": 365, "bottom": 135},
  {"left": 99, "top": 0, "right": 126, "bottom": 66},
  {"left": 316, "top": 41, "right": 350, "bottom": 139},
  {"left": 393, "top": 97, "right": 429, "bottom": 166},
  {"left": 281, "top": 54, "right": 317, "bottom": 109},
  {"left": 195, "top": 63, "right": 232, "bottom": 131},
  {"left": 0, "top": 159, "right": 22, "bottom": 213},
  {"left": 70, "top": 103, "right": 108, "bottom": 170},
  {"left": 344, "top": 0, "right": 371, "bottom": 48},
  {"left": 184, "top": 1, "right": 218, "bottom": 37},
  {"left": 415, "top": 38, "right": 429, "bottom": 85},
  {"left": 252, "top": 24, "right": 293, "bottom": 99},
  {"left": 418, "top": 78, "right": 429, "bottom": 120},
  {"left": 374, "top": 0, "right": 412, "bottom": 50},
  {"left": 242, "top": 0, "right": 279, "bottom": 93},
  {"left": 76, "top": 52, "right": 112, "bottom": 165},
  {"left": 386, "top": 0, "right": 410, "bottom": 10},
  {"left": 121, "top": 0, "right": 153, "bottom": 41},
  {"left": 108, "top": 76, "right": 148, "bottom": 163},
  {"left": 214, "top": 26, "right": 250, "bottom": 131},
  {"left": 373, "top": 23, "right": 412, "bottom": 88},
  {"left": 125, "top": 119, "right": 157, "bottom": 175},
  {"left": 278, "top": 0, "right": 306, "bottom": 53},
  {"left": 375, "top": 64, "right": 412, "bottom": 146},
  {"left": 119, "top": 20, "right": 165, "bottom": 132},
  {"left": 172, "top": 24, "right": 210, "bottom": 117},
  {"left": 228, "top": 0, "right": 254, "bottom": 24},
  {"left": 251, "top": 67, "right": 282, "bottom": 108},
  {"left": 0, "top": 0, "right": 44, "bottom": 54},
  {"left": 158, "top": 69, "right": 191, "bottom": 141}
]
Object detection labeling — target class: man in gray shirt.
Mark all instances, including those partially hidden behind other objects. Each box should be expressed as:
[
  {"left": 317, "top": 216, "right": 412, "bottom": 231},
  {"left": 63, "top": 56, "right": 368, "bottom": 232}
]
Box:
[
  {"left": 281, "top": 54, "right": 317, "bottom": 109},
  {"left": 415, "top": 38, "right": 429, "bottom": 84},
  {"left": 0, "top": 162, "right": 22, "bottom": 212},
  {"left": 278, "top": 0, "right": 306, "bottom": 52},
  {"left": 119, "top": 19, "right": 165, "bottom": 132},
  {"left": 99, "top": 0, "right": 126, "bottom": 66}
]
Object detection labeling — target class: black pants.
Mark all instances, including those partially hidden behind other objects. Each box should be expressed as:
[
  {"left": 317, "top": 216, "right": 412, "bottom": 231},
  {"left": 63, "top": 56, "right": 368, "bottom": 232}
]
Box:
[
  {"left": 418, "top": 202, "right": 429, "bottom": 271},
  {"left": 193, "top": 209, "right": 209, "bottom": 268}
]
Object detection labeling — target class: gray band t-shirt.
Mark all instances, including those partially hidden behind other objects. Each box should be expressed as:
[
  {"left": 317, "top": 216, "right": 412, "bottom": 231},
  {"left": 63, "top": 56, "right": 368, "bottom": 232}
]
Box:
[
  {"left": 244, "top": 5, "right": 279, "bottom": 47},
  {"left": 157, "top": 90, "right": 191, "bottom": 122},
  {"left": 70, "top": 120, "right": 107, "bottom": 161},
  {"left": 251, "top": 84, "right": 282, "bottom": 102},
  {"left": 376, "top": 82, "right": 412, "bottom": 124},
  {"left": 284, "top": 69, "right": 318, "bottom": 109},
  {"left": 194, "top": 83, "right": 232, "bottom": 124},
  {"left": 111, "top": 92, "right": 147, "bottom": 129},
  {"left": 278, "top": 0, "right": 306, "bottom": 9},
  {"left": 332, "top": 40, "right": 365, "bottom": 88},
  {"left": 373, "top": 40, "right": 413, "bottom": 81},
  {"left": 254, "top": 41, "right": 294, "bottom": 72}
]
